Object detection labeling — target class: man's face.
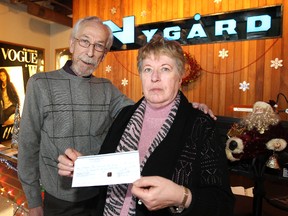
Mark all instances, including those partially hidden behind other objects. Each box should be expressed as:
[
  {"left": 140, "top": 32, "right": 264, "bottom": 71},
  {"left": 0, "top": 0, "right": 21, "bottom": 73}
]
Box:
[{"left": 69, "top": 21, "right": 108, "bottom": 76}]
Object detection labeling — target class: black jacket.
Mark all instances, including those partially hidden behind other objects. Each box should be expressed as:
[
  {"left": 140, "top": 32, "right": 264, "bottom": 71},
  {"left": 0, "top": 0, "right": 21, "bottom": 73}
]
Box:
[{"left": 97, "top": 92, "right": 234, "bottom": 216}]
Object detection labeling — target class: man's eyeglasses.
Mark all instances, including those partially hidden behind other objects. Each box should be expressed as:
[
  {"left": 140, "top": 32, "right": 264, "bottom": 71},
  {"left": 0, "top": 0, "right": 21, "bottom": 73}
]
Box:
[{"left": 74, "top": 38, "right": 106, "bottom": 52}]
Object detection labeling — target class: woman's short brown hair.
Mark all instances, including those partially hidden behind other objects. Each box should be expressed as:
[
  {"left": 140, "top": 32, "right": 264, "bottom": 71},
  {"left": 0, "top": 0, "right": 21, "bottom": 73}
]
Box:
[{"left": 137, "top": 34, "right": 185, "bottom": 77}]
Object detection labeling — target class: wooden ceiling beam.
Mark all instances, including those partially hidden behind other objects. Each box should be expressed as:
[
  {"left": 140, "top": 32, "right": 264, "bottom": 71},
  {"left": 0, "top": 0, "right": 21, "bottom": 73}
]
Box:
[{"left": 26, "top": 1, "right": 72, "bottom": 27}]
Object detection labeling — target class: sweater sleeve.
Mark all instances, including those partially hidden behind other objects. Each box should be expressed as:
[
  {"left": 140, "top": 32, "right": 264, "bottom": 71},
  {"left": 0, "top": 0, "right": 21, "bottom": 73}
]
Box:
[
  {"left": 184, "top": 115, "right": 235, "bottom": 216},
  {"left": 17, "top": 76, "right": 43, "bottom": 208}
]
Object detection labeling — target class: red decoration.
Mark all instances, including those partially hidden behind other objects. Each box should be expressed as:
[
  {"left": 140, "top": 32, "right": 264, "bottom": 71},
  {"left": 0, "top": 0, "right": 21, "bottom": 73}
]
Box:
[
  {"left": 182, "top": 52, "right": 201, "bottom": 85},
  {"left": 0, "top": 157, "right": 28, "bottom": 209}
]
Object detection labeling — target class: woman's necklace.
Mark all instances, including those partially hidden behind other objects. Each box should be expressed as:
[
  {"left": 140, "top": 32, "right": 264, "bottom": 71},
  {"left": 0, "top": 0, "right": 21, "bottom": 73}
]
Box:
[{"left": 2, "top": 83, "right": 6, "bottom": 89}]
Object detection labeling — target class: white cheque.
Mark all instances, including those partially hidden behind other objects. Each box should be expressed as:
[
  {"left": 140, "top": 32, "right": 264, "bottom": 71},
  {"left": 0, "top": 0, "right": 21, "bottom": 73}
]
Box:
[{"left": 72, "top": 150, "right": 140, "bottom": 187}]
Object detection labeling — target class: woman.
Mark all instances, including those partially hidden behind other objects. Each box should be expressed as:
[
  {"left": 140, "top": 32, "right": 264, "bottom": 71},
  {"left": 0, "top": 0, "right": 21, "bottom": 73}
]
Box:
[
  {"left": 58, "top": 35, "right": 234, "bottom": 215},
  {"left": 0, "top": 68, "right": 19, "bottom": 125}
]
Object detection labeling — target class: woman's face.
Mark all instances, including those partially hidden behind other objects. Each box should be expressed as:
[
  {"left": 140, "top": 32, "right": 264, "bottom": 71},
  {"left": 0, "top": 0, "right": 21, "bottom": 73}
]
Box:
[
  {"left": 0, "top": 72, "right": 7, "bottom": 82},
  {"left": 140, "top": 54, "right": 182, "bottom": 108}
]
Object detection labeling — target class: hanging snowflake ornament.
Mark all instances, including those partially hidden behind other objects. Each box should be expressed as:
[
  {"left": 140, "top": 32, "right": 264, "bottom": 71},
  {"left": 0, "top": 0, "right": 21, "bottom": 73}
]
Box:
[
  {"left": 141, "top": 10, "right": 147, "bottom": 17},
  {"left": 270, "top": 58, "right": 283, "bottom": 69},
  {"left": 214, "top": 0, "right": 222, "bottom": 3},
  {"left": 218, "top": 48, "right": 229, "bottom": 59},
  {"left": 121, "top": 78, "right": 128, "bottom": 86},
  {"left": 239, "top": 81, "right": 250, "bottom": 92},
  {"left": 106, "top": 65, "right": 112, "bottom": 73},
  {"left": 110, "top": 7, "right": 117, "bottom": 15}
]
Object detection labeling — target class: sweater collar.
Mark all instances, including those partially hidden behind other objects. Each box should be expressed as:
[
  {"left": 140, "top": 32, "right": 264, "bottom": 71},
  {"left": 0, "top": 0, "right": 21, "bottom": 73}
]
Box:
[{"left": 63, "top": 60, "right": 92, "bottom": 78}]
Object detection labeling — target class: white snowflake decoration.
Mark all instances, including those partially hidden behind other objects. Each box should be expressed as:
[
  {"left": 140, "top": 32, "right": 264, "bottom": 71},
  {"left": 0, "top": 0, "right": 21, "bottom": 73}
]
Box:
[
  {"left": 141, "top": 10, "right": 147, "bottom": 17},
  {"left": 218, "top": 48, "right": 228, "bottom": 59},
  {"left": 239, "top": 81, "right": 250, "bottom": 92},
  {"left": 105, "top": 65, "right": 112, "bottom": 73},
  {"left": 270, "top": 58, "right": 283, "bottom": 69},
  {"left": 110, "top": 7, "right": 117, "bottom": 15},
  {"left": 214, "top": 0, "right": 222, "bottom": 3},
  {"left": 121, "top": 78, "right": 128, "bottom": 86}
]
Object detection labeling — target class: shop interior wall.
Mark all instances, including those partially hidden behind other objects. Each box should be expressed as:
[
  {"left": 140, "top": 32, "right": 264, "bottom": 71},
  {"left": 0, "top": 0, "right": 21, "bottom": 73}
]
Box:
[
  {"left": 0, "top": 1, "right": 71, "bottom": 72},
  {"left": 73, "top": 0, "right": 288, "bottom": 120}
]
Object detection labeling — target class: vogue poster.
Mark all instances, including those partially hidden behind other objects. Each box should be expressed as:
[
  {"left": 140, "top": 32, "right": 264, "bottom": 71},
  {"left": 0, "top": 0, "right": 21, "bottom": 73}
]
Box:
[{"left": 0, "top": 41, "right": 44, "bottom": 140}]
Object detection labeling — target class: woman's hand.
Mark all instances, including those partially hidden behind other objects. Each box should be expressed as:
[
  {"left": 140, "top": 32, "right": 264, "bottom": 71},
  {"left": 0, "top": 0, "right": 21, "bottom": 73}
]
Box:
[
  {"left": 57, "top": 148, "right": 82, "bottom": 177},
  {"left": 131, "top": 176, "right": 191, "bottom": 211}
]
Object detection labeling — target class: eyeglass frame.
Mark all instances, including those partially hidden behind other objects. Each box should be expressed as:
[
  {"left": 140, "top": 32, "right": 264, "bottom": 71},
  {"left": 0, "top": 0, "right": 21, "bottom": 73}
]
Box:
[{"left": 74, "top": 37, "right": 107, "bottom": 52}]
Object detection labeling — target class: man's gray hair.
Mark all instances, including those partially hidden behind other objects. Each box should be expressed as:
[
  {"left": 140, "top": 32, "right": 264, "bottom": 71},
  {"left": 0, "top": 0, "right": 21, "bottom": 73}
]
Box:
[{"left": 71, "top": 16, "right": 114, "bottom": 50}]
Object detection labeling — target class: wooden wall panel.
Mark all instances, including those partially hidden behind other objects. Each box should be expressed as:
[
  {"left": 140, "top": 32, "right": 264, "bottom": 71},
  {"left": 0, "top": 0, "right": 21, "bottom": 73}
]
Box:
[
  {"left": 281, "top": 0, "right": 288, "bottom": 109},
  {"left": 73, "top": 0, "right": 288, "bottom": 119}
]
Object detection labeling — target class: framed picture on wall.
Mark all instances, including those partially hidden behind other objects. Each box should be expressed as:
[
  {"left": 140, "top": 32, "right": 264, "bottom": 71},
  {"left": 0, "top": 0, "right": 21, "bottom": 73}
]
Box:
[
  {"left": 55, "top": 48, "right": 71, "bottom": 69},
  {"left": 0, "top": 41, "right": 45, "bottom": 141}
]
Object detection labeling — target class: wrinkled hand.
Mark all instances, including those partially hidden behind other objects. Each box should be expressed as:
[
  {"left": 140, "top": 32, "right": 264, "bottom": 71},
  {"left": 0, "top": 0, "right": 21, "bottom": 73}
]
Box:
[
  {"left": 131, "top": 176, "right": 184, "bottom": 211},
  {"left": 57, "top": 148, "right": 82, "bottom": 177},
  {"left": 28, "top": 206, "right": 43, "bottom": 216},
  {"left": 192, "top": 102, "right": 217, "bottom": 120}
]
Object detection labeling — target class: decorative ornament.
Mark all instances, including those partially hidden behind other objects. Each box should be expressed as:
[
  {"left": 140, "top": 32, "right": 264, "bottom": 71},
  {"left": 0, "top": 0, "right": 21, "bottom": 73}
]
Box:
[
  {"left": 225, "top": 101, "right": 288, "bottom": 162},
  {"left": 141, "top": 10, "right": 147, "bottom": 17},
  {"left": 265, "top": 138, "right": 287, "bottom": 170},
  {"left": 181, "top": 52, "right": 201, "bottom": 85},
  {"left": 214, "top": 0, "right": 222, "bottom": 3},
  {"left": 218, "top": 48, "right": 229, "bottom": 59},
  {"left": 266, "top": 138, "right": 287, "bottom": 151},
  {"left": 121, "top": 78, "right": 128, "bottom": 86},
  {"left": 266, "top": 153, "right": 280, "bottom": 169},
  {"left": 110, "top": 7, "right": 117, "bottom": 15},
  {"left": 270, "top": 57, "right": 283, "bottom": 69},
  {"left": 105, "top": 65, "right": 112, "bottom": 73},
  {"left": 239, "top": 81, "right": 250, "bottom": 91}
]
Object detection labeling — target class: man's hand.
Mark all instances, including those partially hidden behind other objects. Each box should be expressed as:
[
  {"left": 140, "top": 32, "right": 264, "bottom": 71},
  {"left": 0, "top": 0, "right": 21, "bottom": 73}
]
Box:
[
  {"left": 192, "top": 102, "right": 217, "bottom": 120},
  {"left": 57, "top": 148, "right": 82, "bottom": 177}
]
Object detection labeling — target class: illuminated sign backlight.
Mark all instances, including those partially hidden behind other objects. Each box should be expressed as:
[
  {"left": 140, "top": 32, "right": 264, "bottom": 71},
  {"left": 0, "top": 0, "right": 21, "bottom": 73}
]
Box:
[{"left": 104, "top": 5, "right": 282, "bottom": 51}]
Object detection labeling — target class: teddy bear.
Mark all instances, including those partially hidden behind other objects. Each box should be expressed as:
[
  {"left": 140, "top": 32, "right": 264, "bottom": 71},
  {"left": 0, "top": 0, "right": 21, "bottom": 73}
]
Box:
[{"left": 225, "top": 101, "right": 288, "bottom": 168}]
